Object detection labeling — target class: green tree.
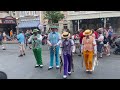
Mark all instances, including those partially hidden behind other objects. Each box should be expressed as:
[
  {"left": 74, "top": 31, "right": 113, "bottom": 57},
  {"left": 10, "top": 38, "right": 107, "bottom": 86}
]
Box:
[{"left": 44, "top": 11, "right": 65, "bottom": 24}]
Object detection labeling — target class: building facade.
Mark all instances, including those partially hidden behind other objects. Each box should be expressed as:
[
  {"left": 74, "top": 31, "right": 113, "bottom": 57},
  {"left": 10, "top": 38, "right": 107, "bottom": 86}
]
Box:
[
  {"left": 9, "top": 11, "right": 71, "bottom": 34},
  {"left": 58, "top": 11, "right": 71, "bottom": 33},
  {"left": 10, "top": 11, "right": 44, "bottom": 34},
  {"left": 0, "top": 11, "right": 17, "bottom": 35},
  {"left": 67, "top": 11, "right": 120, "bottom": 33}
]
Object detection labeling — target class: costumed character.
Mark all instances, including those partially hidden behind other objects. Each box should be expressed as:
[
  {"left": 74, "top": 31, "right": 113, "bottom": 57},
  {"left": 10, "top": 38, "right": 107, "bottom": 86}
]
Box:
[
  {"left": 81, "top": 30, "right": 97, "bottom": 74},
  {"left": 28, "top": 29, "right": 43, "bottom": 68},
  {"left": 60, "top": 32, "right": 75, "bottom": 79},
  {"left": 47, "top": 25, "right": 61, "bottom": 70}
]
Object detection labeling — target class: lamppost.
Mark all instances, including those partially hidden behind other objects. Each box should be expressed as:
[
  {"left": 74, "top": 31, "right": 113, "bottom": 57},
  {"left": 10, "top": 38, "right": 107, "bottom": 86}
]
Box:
[{"left": 16, "top": 17, "right": 19, "bottom": 34}]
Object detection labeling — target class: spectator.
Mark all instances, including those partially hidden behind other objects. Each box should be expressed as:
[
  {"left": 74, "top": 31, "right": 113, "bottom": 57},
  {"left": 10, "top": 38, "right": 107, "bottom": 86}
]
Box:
[
  {"left": 17, "top": 30, "right": 26, "bottom": 57},
  {"left": 0, "top": 32, "right": 6, "bottom": 50},
  {"left": 108, "top": 26, "right": 113, "bottom": 46},
  {"left": 10, "top": 30, "right": 13, "bottom": 40},
  {"left": 72, "top": 32, "right": 80, "bottom": 54},
  {"left": 97, "top": 31, "right": 104, "bottom": 58},
  {"left": 78, "top": 29, "right": 85, "bottom": 56},
  {"left": 3, "top": 31, "right": 6, "bottom": 41}
]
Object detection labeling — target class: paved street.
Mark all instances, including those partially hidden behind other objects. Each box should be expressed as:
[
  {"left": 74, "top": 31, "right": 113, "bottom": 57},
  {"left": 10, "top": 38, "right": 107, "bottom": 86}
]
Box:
[{"left": 0, "top": 44, "right": 120, "bottom": 79}]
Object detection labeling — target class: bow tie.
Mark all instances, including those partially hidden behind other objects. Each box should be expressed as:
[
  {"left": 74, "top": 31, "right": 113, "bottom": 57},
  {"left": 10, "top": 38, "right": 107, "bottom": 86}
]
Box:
[{"left": 52, "top": 32, "right": 55, "bottom": 34}]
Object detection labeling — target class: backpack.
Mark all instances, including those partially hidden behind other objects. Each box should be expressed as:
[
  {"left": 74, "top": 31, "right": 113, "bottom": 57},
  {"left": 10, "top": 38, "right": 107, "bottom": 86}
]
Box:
[{"left": 103, "top": 36, "right": 108, "bottom": 44}]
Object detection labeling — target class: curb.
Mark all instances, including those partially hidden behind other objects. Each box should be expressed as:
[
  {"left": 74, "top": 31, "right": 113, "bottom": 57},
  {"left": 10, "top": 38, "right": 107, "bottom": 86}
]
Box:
[{"left": 2, "top": 41, "right": 18, "bottom": 44}]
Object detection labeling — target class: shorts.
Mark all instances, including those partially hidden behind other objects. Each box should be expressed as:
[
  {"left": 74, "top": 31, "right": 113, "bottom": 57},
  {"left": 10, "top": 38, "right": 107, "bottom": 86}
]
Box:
[
  {"left": 97, "top": 44, "right": 104, "bottom": 53},
  {"left": 0, "top": 41, "right": 3, "bottom": 45},
  {"left": 19, "top": 42, "right": 25, "bottom": 50},
  {"left": 19, "top": 42, "right": 24, "bottom": 45}
]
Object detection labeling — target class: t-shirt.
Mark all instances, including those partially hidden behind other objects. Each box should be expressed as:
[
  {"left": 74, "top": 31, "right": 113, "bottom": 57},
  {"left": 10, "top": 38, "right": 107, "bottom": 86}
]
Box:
[
  {"left": 97, "top": 34, "right": 104, "bottom": 44},
  {"left": 94, "top": 31, "right": 98, "bottom": 39},
  {"left": 17, "top": 33, "right": 25, "bottom": 43},
  {"left": 79, "top": 32, "right": 84, "bottom": 44}
]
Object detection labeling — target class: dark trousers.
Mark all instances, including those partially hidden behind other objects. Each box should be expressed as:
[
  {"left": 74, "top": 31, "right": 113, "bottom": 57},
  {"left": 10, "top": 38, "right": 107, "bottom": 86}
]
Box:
[{"left": 97, "top": 44, "right": 104, "bottom": 53}]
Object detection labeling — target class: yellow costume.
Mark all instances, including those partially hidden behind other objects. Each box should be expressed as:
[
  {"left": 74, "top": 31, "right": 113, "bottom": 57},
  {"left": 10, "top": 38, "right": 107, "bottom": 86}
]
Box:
[{"left": 81, "top": 30, "right": 97, "bottom": 73}]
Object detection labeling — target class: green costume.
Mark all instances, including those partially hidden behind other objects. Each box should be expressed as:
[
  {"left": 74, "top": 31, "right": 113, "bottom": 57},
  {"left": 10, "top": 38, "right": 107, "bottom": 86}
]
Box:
[{"left": 28, "top": 29, "right": 43, "bottom": 67}]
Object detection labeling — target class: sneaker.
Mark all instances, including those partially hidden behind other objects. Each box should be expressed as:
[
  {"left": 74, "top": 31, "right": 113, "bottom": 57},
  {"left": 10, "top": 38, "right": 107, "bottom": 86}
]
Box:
[
  {"left": 86, "top": 70, "right": 89, "bottom": 72},
  {"left": 23, "top": 53, "right": 26, "bottom": 56},
  {"left": 56, "top": 66, "right": 59, "bottom": 69},
  {"left": 18, "top": 54, "right": 23, "bottom": 57},
  {"left": 63, "top": 75, "right": 67, "bottom": 79},
  {"left": 48, "top": 66, "right": 53, "bottom": 70},
  {"left": 35, "top": 64, "right": 39, "bottom": 68},
  {"left": 107, "top": 53, "right": 110, "bottom": 56},
  {"left": 100, "top": 55, "right": 102, "bottom": 58},
  {"left": 68, "top": 72, "right": 71, "bottom": 75},
  {"left": 2, "top": 48, "right": 6, "bottom": 50},
  {"left": 40, "top": 65, "right": 43, "bottom": 68},
  {"left": 29, "top": 47, "right": 32, "bottom": 49}
]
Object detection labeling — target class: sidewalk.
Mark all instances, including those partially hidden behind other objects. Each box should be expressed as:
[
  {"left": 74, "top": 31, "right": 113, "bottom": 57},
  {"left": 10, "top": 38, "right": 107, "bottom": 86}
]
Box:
[{"left": 2, "top": 41, "right": 18, "bottom": 44}]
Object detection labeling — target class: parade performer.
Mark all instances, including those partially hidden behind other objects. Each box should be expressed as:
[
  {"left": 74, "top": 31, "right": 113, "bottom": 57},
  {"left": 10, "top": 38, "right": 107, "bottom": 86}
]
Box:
[
  {"left": 60, "top": 32, "right": 75, "bottom": 79},
  {"left": 47, "top": 25, "right": 61, "bottom": 70},
  {"left": 97, "top": 30, "right": 104, "bottom": 58},
  {"left": 81, "top": 29, "right": 97, "bottom": 73},
  {"left": 28, "top": 29, "right": 43, "bottom": 68}
]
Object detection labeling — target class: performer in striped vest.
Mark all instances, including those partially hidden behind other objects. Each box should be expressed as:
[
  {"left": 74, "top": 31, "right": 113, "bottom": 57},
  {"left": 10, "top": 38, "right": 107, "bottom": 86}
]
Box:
[{"left": 81, "top": 30, "right": 97, "bottom": 74}]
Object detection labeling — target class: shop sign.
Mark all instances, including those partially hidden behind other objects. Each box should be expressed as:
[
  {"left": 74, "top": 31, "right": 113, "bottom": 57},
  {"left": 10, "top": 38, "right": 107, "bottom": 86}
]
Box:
[{"left": 2, "top": 16, "right": 16, "bottom": 24}]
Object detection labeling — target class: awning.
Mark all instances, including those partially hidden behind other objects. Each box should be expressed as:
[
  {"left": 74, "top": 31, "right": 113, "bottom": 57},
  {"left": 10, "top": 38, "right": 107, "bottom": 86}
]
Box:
[{"left": 17, "top": 20, "right": 40, "bottom": 29}]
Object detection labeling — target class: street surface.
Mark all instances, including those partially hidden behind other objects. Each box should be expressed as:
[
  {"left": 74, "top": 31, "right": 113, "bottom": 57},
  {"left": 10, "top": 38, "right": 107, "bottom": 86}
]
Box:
[{"left": 0, "top": 44, "right": 120, "bottom": 79}]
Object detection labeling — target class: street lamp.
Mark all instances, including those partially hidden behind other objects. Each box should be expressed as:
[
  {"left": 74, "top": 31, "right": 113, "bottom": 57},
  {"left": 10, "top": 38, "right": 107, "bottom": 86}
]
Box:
[{"left": 16, "top": 17, "right": 19, "bottom": 34}]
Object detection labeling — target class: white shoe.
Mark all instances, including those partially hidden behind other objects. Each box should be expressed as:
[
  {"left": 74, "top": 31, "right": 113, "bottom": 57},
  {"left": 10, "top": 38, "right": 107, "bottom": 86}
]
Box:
[
  {"left": 63, "top": 75, "right": 67, "bottom": 79},
  {"left": 86, "top": 70, "right": 89, "bottom": 72},
  {"left": 56, "top": 66, "right": 59, "bottom": 68},
  {"left": 89, "top": 70, "right": 93, "bottom": 72},
  {"left": 35, "top": 64, "right": 39, "bottom": 68},
  {"left": 48, "top": 66, "right": 53, "bottom": 70},
  {"left": 68, "top": 72, "right": 71, "bottom": 75},
  {"left": 100, "top": 54, "right": 102, "bottom": 58},
  {"left": 40, "top": 65, "right": 43, "bottom": 67},
  {"left": 107, "top": 53, "right": 110, "bottom": 56},
  {"left": 40, "top": 65, "right": 43, "bottom": 68}
]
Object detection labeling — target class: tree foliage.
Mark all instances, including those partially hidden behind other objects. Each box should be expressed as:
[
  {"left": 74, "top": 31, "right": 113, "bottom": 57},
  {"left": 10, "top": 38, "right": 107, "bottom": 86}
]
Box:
[{"left": 44, "top": 11, "right": 65, "bottom": 24}]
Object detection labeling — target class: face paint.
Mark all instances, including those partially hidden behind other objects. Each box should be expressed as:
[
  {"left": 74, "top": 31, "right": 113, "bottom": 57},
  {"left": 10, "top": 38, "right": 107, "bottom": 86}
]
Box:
[{"left": 33, "top": 32, "right": 37, "bottom": 36}]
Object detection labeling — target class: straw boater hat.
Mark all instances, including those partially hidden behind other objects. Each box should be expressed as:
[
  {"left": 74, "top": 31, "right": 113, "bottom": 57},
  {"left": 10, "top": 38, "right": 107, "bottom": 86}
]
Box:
[
  {"left": 62, "top": 32, "right": 70, "bottom": 39},
  {"left": 83, "top": 29, "right": 92, "bottom": 36}
]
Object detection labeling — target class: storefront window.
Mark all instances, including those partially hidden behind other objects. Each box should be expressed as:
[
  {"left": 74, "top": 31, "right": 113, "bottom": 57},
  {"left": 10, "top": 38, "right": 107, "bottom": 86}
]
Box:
[{"left": 63, "top": 24, "right": 68, "bottom": 29}]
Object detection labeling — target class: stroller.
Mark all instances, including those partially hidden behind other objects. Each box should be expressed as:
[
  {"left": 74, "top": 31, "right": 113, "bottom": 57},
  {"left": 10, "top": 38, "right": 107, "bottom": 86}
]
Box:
[{"left": 113, "top": 37, "right": 120, "bottom": 55}]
